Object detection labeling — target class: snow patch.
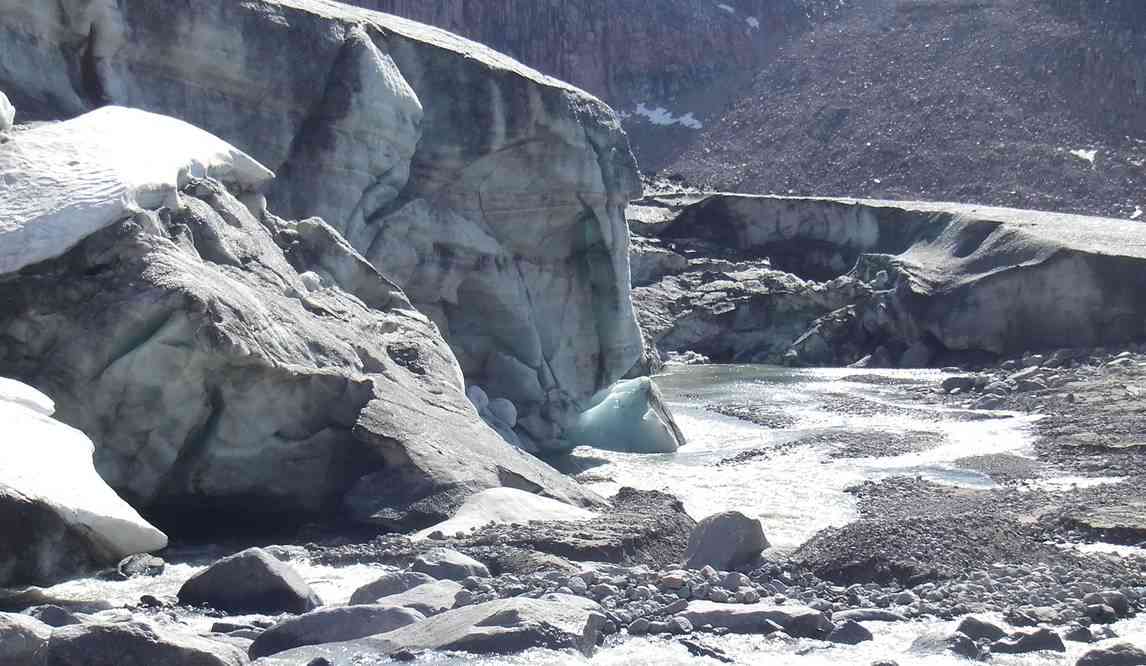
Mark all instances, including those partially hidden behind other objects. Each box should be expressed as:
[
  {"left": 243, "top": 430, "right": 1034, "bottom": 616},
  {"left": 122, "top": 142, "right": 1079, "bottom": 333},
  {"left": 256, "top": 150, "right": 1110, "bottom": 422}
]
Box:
[
  {"left": 0, "top": 378, "right": 168, "bottom": 558},
  {"left": 634, "top": 103, "right": 704, "bottom": 130},
  {"left": 0, "top": 106, "right": 274, "bottom": 276},
  {"left": 1069, "top": 148, "right": 1098, "bottom": 165},
  {"left": 717, "top": 3, "right": 735, "bottom": 13},
  {"left": 747, "top": 16, "right": 760, "bottom": 30},
  {"left": 1132, "top": 206, "right": 1143, "bottom": 221},
  {"left": 414, "top": 487, "right": 595, "bottom": 540}
]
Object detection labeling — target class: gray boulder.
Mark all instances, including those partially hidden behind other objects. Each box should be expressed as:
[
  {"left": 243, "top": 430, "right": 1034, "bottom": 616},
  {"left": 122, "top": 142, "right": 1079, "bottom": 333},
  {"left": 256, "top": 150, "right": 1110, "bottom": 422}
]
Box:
[
  {"left": 990, "top": 627, "right": 1066, "bottom": 654},
  {"left": 685, "top": 511, "right": 769, "bottom": 570},
  {"left": 410, "top": 548, "right": 490, "bottom": 581},
  {"left": 677, "top": 601, "right": 832, "bottom": 639},
  {"left": 827, "top": 619, "right": 873, "bottom": 645},
  {"left": 252, "top": 594, "right": 605, "bottom": 663},
  {"left": 1077, "top": 643, "right": 1146, "bottom": 666},
  {"left": 0, "top": 612, "right": 51, "bottom": 666},
  {"left": 45, "top": 622, "right": 247, "bottom": 666},
  {"left": 371, "top": 581, "right": 464, "bottom": 617},
  {"left": 955, "top": 615, "right": 1006, "bottom": 642},
  {"left": 348, "top": 572, "right": 435, "bottom": 605},
  {"left": 177, "top": 548, "right": 321, "bottom": 615},
  {"left": 249, "top": 605, "right": 425, "bottom": 659}
]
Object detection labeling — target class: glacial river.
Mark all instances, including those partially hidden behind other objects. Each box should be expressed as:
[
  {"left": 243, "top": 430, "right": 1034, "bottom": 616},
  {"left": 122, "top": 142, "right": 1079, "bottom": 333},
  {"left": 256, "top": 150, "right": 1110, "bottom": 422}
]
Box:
[{"left": 34, "top": 365, "right": 1146, "bottom": 664}]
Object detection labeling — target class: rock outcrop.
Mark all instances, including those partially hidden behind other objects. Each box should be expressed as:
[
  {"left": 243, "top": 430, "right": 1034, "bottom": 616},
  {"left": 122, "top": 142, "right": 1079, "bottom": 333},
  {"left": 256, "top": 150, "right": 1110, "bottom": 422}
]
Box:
[
  {"left": 0, "top": 0, "right": 646, "bottom": 452},
  {"left": 635, "top": 193, "right": 1146, "bottom": 365},
  {"left": 0, "top": 378, "right": 167, "bottom": 588},
  {"left": 0, "top": 107, "right": 599, "bottom": 534}
]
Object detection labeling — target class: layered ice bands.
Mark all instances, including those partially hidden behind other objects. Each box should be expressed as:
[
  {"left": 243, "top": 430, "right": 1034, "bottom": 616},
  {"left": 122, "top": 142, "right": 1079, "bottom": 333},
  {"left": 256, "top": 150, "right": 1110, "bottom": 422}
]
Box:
[{"left": 0, "top": 107, "right": 273, "bottom": 275}]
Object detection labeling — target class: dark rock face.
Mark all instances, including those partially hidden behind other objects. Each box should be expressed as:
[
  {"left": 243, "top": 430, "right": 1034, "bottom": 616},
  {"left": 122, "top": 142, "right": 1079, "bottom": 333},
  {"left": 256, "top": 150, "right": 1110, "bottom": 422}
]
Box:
[
  {"left": 1077, "top": 643, "right": 1146, "bottom": 666},
  {"left": 249, "top": 605, "right": 425, "bottom": 659},
  {"left": 45, "top": 622, "right": 247, "bottom": 666},
  {"left": 685, "top": 511, "right": 769, "bottom": 570},
  {"left": 178, "top": 548, "right": 321, "bottom": 615}
]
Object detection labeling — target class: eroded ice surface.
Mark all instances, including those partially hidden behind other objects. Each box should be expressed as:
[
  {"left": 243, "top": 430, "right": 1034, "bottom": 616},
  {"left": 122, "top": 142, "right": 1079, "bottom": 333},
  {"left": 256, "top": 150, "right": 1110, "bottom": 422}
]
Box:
[
  {"left": 414, "top": 487, "right": 596, "bottom": 540},
  {"left": 0, "top": 106, "right": 273, "bottom": 274}
]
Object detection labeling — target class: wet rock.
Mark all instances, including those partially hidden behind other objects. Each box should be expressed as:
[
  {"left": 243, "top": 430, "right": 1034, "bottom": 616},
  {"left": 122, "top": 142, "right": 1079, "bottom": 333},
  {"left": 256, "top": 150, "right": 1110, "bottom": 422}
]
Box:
[
  {"left": 1063, "top": 623, "right": 1096, "bottom": 643},
  {"left": 46, "top": 621, "right": 247, "bottom": 666},
  {"left": 827, "top": 620, "right": 873, "bottom": 645},
  {"left": 1084, "top": 591, "right": 1132, "bottom": 616},
  {"left": 24, "top": 605, "right": 80, "bottom": 628},
  {"left": 177, "top": 548, "right": 321, "bottom": 615},
  {"left": 956, "top": 616, "right": 1006, "bottom": 642},
  {"left": 679, "top": 637, "right": 735, "bottom": 663},
  {"left": 250, "top": 605, "right": 425, "bottom": 659},
  {"left": 117, "top": 554, "right": 165, "bottom": 580},
  {"left": 0, "top": 612, "right": 52, "bottom": 665},
  {"left": 685, "top": 511, "right": 769, "bottom": 570},
  {"left": 834, "top": 609, "right": 907, "bottom": 623},
  {"left": 678, "top": 601, "right": 831, "bottom": 638},
  {"left": 254, "top": 595, "right": 605, "bottom": 661},
  {"left": 909, "top": 630, "right": 982, "bottom": 660},
  {"left": 372, "top": 581, "right": 463, "bottom": 617},
  {"left": 410, "top": 548, "right": 489, "bottom": 581},
  {"left": 349, "top": 572, "right": 436, "bottom": 605},
  {"left": 1076, "top": 643, "right": 1146, "bottom": 666},
  {"left": 991, "top": 627, "right": 1066, "bottom": 654}
]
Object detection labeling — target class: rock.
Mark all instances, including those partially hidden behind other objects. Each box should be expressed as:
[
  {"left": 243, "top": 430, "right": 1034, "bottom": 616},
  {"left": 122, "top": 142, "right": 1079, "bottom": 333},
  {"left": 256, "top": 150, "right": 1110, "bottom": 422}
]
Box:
[
  {"left": 1084, "top": 591, "right": 1132, "bottom": 616},
  {"left": 1063, "top": 623, "right": 1096, "bottom": 643},
  {"left": 46, "top": 621, "right": 247, "bottom": 666},
  {"left": 117, "top": 554, "right": 165, "bottom": 580},
  {"left": 249, "top": 605, "right": 425, "bottom": 658},
  {"left": 177, "top": 548, "right": 321, "bottom": 614},
  {"left": 630, "top": 237, "right": 690, "bottom": 287},
  {"left": 941, "top": 376, "right": 979, "bottom": 393},
  {"left": 833, "top": 609, "right": 907, "bottom": 623},
  {"left": 828, "top": 620, "right": 873, "bottom": 645},
  {"left": 252, "top": 595, "right": 605, "bottom": 662},
  {"left": 410, "top": 548, "right": 490, "bottom": 581},
  {"left": 677, "top": 601, "right": 832, "bottom": 639},
  {"left": 956, "top": 615, "right": 1007, "bottom": 642},
  {"left": 566, "top": 377, "right": 686, "bottom": 453},
  {"left": 1077, "top": 643, "right": 1146, "bottom": 666},
  {"left": 371, "top": 581, "right": 464, "bottom": 617},
  {"left": 0, "top": 612, "right": 52, "bottom": 666},
  {"left": 0, "top": 379, "right": 167, "bottom": 588},
  {"left": 991, "top": 627, "right": 1066, "bottom": 654},
  {"left": 23, "top": 605, "right": 81, "bottom": 628},
  {"left": 349, "top": 572, "right": 436, "bottom": 605},
  {"left": 685, "top": 511, "right": 769, "bottom": 570},
  {"left": 413, "top": 488, "right": 595, "bottom": 541},
  {"left": 909, "top": 630, "right": 982, "bottom": 660},
  {"left": 486, "top": 399, "right": 518, "bottom": 428},
  {"left": 679, "top": 637, "right": 735, "bottom": 663},
  {"left": 0, "top": 90, "right": 12, "bottom": 131}
]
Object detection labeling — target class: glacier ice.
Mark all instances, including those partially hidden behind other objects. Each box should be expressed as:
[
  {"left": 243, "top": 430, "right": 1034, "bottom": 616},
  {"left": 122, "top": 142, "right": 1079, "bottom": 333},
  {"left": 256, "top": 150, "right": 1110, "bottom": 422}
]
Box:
[
  {"left": 0, "top": 106, "right": 273, "bottom": 275},
  {"left": 566, "top": 377, "right": 686, "bottom": 454}
]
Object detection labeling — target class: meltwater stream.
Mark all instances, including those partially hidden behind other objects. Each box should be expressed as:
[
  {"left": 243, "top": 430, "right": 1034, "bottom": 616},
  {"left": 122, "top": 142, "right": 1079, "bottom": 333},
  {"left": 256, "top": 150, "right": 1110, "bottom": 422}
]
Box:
[{"left": 30, "top": 365, "right": 1146, "bottom": 664}]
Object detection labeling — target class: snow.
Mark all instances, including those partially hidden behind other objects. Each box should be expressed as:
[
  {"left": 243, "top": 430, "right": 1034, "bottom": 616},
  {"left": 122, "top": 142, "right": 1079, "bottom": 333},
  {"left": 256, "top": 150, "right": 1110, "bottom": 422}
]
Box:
[
  {"left": 747, "top": 16, "right": 760, "bottom": 30},
  {"left": 414, "top": 487, "right": 595, "bottom": 540},
  {"left": 1132, "top": 206, "right": 1143, "bottom": 221},
  {"left": 717, "top": 3, "right": 735, "bottom": 14},
  {"left": 0, "top": 106, "right": 274, "bottom": 275},
  {"left": 634, "top": 103, "right": 704, "bottom": 130},
  {"left": 567, "top": 377, "right": 683, "bottom": 454},
  {"left": 0, "top": 90, "right": 13, "bottom": 131},
  {"left": 0, "top": 378, "right": 168, "bottom": 557},
  {"left": 1069, "top": 148, "right": 1098, "bottom": 165}
]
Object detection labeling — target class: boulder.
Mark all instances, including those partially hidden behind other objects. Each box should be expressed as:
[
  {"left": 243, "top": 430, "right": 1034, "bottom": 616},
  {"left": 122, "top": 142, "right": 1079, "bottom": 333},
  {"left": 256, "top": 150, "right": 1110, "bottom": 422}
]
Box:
[
  {"left": 1077, "top": 643, "right": 1146, "bottom": 666},
  {"left": 0, "top": 612, "right": 51, "bottom": 666},
  {"left": 0, "top": 0, "right": 648, "bottom": 449},
  {"left": 566, "top": 377, "right": 686, "bottom": 453},
  {"left": 252, "top": 594, "right": 605, "bottom": 663},
  {"left": 685, "top": 511, "right": 769, "bottom": 570},
  {"left": 0, "top": 379, "right": 167, "bottom": 588},
  {"left": 827, "top": 619, "right": 873, "bottom": 645},
  {"left": 369, "top": 581, "right": 464, "bottom": 617},
  {"left": 0, "top": 90, "right": 12, "bottom": 131},
  {"left": 409, "top": 548, "right": 490, "bottom": 581},
  {"left": 0, "top": 109, "right": 600, "bottom": 533},
  {"left": 349, "top": 572, "right": 436, "bottom": 605},
  {"left": 23, "top": 606, "right": 81, "bottom": 628},
  {"left": 412, "top": 488, "right": 596, "bottom": 541},
  {"left": 677, "top": 602, "right": 832, "bottom": 639},
  {"left": 990, "top": 627, "right": 1066, "bottom": 654},
  {"left": 46, "top": 622, "right": 247, "bottom": 666},
  {"left": 249, "top": 605, "right": 425, "bottom": 659},
  {"left": 955, "top": 615, "right": 1006, "bottom": 642},
  {"left": 833, "top": 609, "right": 907, "bottom": 623},
  {"left": 177, "top": 548, "right": 321, "bottom": 615}
]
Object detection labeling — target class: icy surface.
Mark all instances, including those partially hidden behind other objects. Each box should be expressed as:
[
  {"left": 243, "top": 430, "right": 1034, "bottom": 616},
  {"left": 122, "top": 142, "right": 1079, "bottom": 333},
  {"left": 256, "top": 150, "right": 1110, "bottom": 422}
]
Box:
[
  {"left": 0, "top": 106, "right": 273, "bottom": 275},
  {"left": 567, "top": 377, "right": 683, "bottom": 454},
  {"left": 634, "top": 103, "right": 704, "bottom": 129},
  {"left": 0, "top": 379, "right": 167, "bottom": 557},
  {"left": 1069, "top": 148, "right": 1098, "bottom": 164},
  {"left": 414, "top": 488, "right": 596, "bottom": 540}
]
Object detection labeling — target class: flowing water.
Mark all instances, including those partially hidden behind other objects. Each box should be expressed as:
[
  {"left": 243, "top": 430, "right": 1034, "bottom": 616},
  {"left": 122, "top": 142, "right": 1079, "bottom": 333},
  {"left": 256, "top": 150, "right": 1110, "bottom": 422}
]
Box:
[{"left": 28, "top": 364, "right": 1146, "bottom": 664}]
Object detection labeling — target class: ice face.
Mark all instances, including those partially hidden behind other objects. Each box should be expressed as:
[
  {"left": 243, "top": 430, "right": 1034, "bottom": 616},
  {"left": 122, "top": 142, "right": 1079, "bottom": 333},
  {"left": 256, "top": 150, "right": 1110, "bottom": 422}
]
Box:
[{"left": 566, "top": 377, "right": 685, "bottom": 454}]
